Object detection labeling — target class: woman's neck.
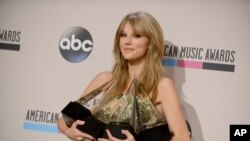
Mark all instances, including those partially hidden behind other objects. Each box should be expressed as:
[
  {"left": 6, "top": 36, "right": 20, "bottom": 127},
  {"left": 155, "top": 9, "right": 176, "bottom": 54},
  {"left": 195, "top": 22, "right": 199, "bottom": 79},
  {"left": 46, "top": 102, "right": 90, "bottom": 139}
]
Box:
[{"left": 127, "top": 59, "right": 145, "bottom": 81}]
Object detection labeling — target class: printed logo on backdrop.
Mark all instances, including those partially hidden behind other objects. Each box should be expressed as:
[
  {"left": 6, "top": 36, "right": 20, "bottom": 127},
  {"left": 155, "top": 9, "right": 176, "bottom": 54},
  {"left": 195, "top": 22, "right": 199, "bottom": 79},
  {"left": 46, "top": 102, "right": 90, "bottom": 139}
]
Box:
[
  {"left": 163, "top": 41, "right": 236, "bottom": 72},
  {"left": 0, "top": 29, "right": 21, "bottom": 51},
  {"left": 23, "top": 109, "right": 60, "bottom": 133},
  {"left": 59, "top": 26, "right": 93, "bottom": 63}
]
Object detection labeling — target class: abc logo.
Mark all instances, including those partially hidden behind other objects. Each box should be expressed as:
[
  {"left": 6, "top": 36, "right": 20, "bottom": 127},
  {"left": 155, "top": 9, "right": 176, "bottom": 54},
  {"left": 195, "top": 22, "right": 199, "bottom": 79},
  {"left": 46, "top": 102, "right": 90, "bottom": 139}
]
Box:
[{"left": 59, "top": 26, "right": 93, "bottom": 63}]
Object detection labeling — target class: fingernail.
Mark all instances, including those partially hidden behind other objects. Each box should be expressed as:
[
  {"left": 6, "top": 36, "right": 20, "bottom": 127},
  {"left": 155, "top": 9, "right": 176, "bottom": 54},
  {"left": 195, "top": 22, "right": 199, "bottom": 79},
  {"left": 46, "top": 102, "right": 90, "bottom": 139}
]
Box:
[{"left": 121, "top": 129, "right": 127, "bottom": 133}]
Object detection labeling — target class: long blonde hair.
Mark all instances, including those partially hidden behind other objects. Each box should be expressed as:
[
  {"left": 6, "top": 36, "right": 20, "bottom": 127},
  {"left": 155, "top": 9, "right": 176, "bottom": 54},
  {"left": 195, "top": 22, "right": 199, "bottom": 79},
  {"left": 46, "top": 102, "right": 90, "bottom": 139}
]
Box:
[{"left": 111, "top": 11, "right": 165, "bottom": 103}]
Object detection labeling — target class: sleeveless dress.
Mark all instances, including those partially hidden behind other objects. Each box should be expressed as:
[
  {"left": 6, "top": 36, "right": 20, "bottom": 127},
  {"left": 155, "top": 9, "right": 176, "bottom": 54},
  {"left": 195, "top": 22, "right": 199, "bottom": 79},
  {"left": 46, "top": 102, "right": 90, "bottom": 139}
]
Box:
[
  {"left": 76, "top": 79, "right": 172, "bottom": 141},
  {"left": 92, "top": 92, "right": 166, "bottom": 133}
]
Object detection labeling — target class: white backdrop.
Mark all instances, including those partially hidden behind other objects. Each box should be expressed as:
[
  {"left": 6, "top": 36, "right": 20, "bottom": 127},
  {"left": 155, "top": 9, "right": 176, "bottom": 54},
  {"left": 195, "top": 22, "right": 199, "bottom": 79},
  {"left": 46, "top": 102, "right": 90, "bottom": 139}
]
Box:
[{"left": 0, "top": 0, "right": 250, "bottom": 141}]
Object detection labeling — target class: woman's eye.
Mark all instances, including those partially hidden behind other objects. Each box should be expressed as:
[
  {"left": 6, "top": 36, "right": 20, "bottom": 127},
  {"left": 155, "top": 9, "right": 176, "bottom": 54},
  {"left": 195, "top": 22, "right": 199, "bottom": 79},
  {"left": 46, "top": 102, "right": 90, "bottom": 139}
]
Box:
[
  {"left": 133, "top": 34, "right": 141, "bottom": 38},
  {"left": 120, "top": 33, "right": 127, "bottom": 37}
]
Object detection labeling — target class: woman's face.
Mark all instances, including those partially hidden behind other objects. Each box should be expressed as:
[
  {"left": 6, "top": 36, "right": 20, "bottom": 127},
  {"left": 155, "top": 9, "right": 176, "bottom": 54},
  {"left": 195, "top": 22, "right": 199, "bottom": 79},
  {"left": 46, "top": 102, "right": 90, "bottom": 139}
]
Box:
[{"left": 119, "top": 22, "right": 149, "bottom": 63}]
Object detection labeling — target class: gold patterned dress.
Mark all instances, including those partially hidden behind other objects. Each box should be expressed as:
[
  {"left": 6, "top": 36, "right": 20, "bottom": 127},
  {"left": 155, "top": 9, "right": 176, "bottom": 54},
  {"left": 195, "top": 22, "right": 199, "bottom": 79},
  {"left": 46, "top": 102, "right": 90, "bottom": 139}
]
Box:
[
  {"left": 73, "top": 79, "right": 173, "bottom": 141},
  {"left": 91, "top": 79, "right": 167, "bottom": 134}
]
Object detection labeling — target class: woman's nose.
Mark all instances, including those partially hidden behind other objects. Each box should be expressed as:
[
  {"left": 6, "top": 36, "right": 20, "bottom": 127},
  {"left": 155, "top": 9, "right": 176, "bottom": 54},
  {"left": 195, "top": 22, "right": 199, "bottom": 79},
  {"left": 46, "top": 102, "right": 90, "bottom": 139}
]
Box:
[{"left": 125, "top": 36, "right": 132, "bottom": 45}]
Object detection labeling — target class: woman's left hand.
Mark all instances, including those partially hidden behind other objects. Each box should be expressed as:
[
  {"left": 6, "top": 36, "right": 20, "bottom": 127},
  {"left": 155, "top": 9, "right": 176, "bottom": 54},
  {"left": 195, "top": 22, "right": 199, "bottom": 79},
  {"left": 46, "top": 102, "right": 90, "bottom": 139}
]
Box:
[{"left": 97, "top": 129, "right": 135, "bottom": 141}]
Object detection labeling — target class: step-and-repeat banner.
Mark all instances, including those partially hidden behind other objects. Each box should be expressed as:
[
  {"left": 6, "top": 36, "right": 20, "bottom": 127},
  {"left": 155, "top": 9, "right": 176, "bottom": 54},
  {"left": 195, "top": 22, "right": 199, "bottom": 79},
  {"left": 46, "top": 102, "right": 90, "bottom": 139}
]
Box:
[{"left": 1, "top": 0, "right": 249, "bottom": 141}]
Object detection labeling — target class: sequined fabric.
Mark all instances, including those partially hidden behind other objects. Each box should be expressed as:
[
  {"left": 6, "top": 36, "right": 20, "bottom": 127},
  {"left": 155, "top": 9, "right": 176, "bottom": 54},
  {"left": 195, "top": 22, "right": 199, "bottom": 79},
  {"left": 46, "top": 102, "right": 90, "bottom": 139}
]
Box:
[{"left": 91, "top": 79, "right": 166, "bottom": 133}]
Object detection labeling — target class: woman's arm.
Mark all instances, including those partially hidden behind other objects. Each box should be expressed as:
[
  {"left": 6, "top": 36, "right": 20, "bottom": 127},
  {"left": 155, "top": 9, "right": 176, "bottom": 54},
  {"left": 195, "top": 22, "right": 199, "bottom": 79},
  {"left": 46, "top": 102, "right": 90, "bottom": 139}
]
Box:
[
  {"left": 57, "top": 118, "right": 94, "bottom": 140},
  {"left": 157, "top": 78, "right": 190, "bottom": 141},
  {"left": 57, "top": 71, "right": 113, "bottom": 140}
]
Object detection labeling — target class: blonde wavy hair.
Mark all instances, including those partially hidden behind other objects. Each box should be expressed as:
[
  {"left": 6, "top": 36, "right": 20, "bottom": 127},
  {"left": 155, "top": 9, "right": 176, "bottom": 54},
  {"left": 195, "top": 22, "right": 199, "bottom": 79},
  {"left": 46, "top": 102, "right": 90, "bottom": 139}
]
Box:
[{"left": 111, "top": 11, "right": 165, "bottom": 103}]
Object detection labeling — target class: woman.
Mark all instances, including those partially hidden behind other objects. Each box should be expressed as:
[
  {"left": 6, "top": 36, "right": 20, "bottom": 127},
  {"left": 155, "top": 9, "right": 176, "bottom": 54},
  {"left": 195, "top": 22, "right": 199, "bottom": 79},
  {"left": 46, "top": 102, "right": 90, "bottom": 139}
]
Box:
[{"left": 57, "top": 11, "right": 191, "bottom": 141}]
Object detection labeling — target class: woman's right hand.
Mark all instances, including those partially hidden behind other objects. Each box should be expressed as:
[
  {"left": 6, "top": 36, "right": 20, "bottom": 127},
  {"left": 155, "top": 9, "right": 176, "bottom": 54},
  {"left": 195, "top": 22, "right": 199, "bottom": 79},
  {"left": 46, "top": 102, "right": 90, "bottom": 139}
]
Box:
[{"left": 64, "top": 120, "right": 95, "bottom": 141}]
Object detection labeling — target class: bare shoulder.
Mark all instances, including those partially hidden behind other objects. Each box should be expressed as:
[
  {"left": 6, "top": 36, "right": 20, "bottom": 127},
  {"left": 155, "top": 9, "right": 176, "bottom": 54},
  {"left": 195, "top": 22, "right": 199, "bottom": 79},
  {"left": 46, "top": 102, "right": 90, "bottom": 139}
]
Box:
[
  {"left": 81, "top": 71, "right": 113, "bottom": 95},
  {"left": 157, "top": 77, "right": 178, "bottom": 99},
  {"left": 94, "top": 71, "right": 113, "bottom": 82},
  {"left": 158, "top": 77, "right": 176, "bottom": 90}
]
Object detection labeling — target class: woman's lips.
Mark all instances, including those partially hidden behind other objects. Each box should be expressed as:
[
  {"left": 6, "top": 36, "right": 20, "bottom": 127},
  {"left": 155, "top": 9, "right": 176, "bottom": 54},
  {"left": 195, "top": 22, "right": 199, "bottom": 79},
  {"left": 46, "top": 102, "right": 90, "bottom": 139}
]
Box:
[{"left": 123, "top": 48, "right": 134, "bottom": 53}]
